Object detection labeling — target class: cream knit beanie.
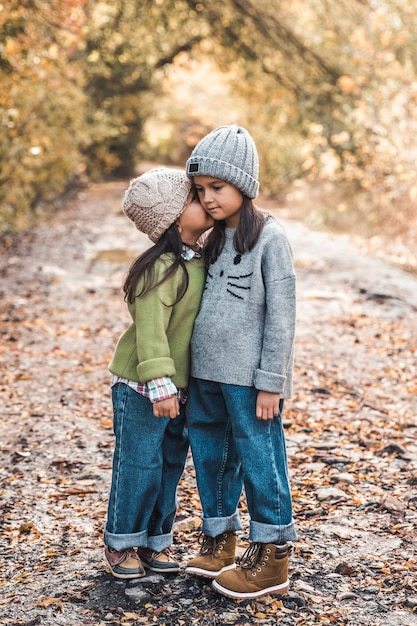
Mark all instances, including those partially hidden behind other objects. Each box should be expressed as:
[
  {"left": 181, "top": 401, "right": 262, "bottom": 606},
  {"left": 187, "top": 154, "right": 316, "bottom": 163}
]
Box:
[
  {"left": 186, "top": 125, "right": 260, "bottom": 198},
  {"left": 123, "top": 168, "right": 192, "bottom": 242}
]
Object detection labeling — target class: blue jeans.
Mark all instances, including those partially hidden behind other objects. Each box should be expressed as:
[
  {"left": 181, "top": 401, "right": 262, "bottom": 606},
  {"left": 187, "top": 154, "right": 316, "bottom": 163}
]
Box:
[
  {"left": 188, "top": 378, "right": 298, "bottom": 544},
  {"left": 104, "top": 383, "right": 188, "bottom": 552}
]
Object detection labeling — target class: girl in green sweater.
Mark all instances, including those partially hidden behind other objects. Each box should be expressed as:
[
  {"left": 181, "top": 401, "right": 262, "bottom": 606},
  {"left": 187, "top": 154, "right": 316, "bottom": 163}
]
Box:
[{"left": 104, "top": 168, "right": 213, "bottom": 579}]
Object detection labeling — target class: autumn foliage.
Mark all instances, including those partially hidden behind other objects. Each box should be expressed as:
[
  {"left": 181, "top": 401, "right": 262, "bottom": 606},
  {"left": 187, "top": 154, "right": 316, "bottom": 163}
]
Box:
[
  {"left": 0, "top": 0, "right": 88, "bottom": 233},
  {"left": 1, "top": 0, "right": 416, "bottom": 261}
]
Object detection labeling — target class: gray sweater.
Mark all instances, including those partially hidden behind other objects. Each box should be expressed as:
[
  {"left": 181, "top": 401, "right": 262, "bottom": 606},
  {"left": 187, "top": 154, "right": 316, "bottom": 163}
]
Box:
[{"left": 191, "top": 215, "right": 296, "bottom": 397}]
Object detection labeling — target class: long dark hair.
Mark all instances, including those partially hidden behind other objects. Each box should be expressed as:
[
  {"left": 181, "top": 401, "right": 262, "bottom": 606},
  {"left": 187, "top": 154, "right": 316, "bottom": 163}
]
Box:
[
  {"left": 202, "top": 196, "right": 266, "bottom": 266},
  {"left": 123, "top": 223, "right": 188, "bottom": 305}
]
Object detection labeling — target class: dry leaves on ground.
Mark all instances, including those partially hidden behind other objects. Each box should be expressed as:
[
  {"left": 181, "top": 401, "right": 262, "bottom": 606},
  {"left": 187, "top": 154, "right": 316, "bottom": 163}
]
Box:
[{"left": 0, "top": 182, "right": 416, "bottom": 625}]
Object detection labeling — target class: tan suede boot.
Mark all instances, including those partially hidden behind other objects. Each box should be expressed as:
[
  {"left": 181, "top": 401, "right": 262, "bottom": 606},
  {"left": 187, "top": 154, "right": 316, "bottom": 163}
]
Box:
[
  {"left": 212, "top": 542, "right": 290, "bottom": 599},
  {"left": 185, "top": 532, "right": 237, "bottom": 578}
]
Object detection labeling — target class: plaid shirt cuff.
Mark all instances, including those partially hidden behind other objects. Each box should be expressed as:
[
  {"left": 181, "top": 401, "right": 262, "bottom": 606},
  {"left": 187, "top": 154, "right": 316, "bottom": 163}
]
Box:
[{"left": 147, "top": 377, "right": 178, "bottom": 403}]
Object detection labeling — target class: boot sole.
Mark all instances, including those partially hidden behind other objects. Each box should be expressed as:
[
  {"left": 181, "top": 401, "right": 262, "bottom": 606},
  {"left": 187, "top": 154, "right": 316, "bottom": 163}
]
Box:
[
  {"left": 142, "top": 562, "right": 180, "bottom": 573},
  {"left": 185, "top": 563, "right": 237, "bottom": 578},
  {"left": 212, "top": 578, "right": 289, "bottom": 599},
  {"left": 106, "top": 564, "right": 146, "bottom": 579}
]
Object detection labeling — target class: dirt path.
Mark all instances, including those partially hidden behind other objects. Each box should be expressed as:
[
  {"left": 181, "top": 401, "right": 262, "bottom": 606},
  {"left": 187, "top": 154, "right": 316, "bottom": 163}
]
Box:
[{"left": 1, "top": 181, "right": 416, "bottom": 625}]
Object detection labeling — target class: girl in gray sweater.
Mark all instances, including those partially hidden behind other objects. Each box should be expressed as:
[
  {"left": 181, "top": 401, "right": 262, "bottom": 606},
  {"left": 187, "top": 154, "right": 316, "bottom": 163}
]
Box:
[{"left": 185, "top": 125, "right": 297, "bottom": 600}]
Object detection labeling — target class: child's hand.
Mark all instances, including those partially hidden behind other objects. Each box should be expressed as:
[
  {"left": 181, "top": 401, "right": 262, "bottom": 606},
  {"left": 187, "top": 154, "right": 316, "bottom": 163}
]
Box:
[
  {"left": 153, "top": 396, "right": 180, "bottom": 419},
  {"left": 256, "top": 391, "right": 280, "bottom": 421}
]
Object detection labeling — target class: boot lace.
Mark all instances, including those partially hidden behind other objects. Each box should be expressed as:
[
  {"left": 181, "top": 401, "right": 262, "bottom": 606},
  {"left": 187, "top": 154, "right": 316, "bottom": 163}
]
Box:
[
  {"left": 197, "top": 533, "right": 215, "bottom": 555},
  {"left": 197, "top": 532, "right": 229, "bottom": 556},
  {"left": 238, "top": 542, "right": 264, "bottom": 571},
  {"left": 148, "top": 547, "right": 174, "bottom": 560},
  {"left": 238, "top": 543, "right": 290, "bottom": 576}
]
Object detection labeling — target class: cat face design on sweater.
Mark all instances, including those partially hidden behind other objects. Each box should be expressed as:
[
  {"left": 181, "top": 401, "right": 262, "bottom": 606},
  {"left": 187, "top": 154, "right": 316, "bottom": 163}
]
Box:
[{"left": 206, "top": 254, "right": 253, "bottom": 300}]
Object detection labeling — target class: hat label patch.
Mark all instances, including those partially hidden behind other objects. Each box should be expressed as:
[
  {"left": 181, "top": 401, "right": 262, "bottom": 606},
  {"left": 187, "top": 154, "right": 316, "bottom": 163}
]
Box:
[{"left": 188, "top": 163, "right": 200, "bottom": 173}]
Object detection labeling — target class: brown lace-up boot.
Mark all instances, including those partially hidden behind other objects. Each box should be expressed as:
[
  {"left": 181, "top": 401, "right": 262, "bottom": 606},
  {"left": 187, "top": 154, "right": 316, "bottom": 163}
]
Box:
[
  {"left": 212, "top": 542, "right": 290, "bottom": 599},
  {"left": 185, "top": 532, "right": 237, "bottom": 578}
]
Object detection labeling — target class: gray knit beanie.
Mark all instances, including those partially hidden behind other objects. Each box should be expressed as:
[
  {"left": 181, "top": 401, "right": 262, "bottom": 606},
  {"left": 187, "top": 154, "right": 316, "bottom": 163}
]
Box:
[
  {"left": 123, "top": 167, "right": 192, "bottom": 242},
  {"left": 186, "top": 125, "right": 260, "bottom": 198}
]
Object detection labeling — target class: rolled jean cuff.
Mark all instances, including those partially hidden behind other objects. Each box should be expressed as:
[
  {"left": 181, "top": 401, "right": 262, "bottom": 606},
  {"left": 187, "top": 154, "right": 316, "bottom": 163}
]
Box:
[
  {"left": 147, "top": 531, "right": 173, "bottom": 552},
  {"left": 201, "top": 511, "right": 243, "bottom": 537},
  {"left": 250, "top": 519, "right": 298, "bottom": 544},
  {"left": 104, "top": 525, "right": 148, "bottom": 550}
]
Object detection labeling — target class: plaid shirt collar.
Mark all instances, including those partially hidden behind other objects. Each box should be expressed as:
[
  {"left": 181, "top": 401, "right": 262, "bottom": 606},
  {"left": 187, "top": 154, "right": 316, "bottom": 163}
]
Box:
[{"left": 181, "top": 244, "right": 201, "bottom": 260}]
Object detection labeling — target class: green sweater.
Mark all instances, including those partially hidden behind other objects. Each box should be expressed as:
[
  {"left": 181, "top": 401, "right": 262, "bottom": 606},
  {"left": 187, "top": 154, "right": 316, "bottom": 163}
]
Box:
[{"left": 109, "top": 254, "right": 206, "bottom": 388}]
